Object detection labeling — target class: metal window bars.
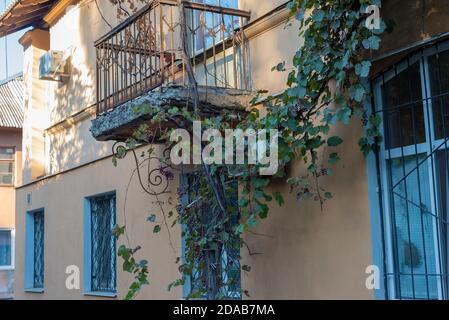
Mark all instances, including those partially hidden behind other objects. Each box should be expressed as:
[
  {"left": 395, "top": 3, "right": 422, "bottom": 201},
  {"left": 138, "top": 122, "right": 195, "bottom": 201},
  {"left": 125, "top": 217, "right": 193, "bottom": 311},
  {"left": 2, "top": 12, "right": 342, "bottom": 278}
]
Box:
[
  {"left": 90, "top": 194, "right": 116, "bottom": 293},
  {"left": 372, "top": 41, "right": 449, "bottom": 300},
  {"left": 182, "top": 172, "right": 241, "bottom": 299},
  {"left": 95, "top": 0, "right": 250, "bottom": 115},
  {"left": 33, "top": 212, "right": 44, "bottom": 289},
  {"left": 0, "top": 230, "right": 12, "bottom": 267}
]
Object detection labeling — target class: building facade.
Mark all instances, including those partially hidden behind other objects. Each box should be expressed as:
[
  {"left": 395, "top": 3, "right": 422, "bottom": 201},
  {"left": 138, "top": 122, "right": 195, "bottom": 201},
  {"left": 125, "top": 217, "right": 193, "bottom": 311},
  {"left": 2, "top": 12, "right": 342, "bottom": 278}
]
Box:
[
  {"left": 0, "top": 74, "right": 23, "bottom": 299},
  {"left": 0, "top": 0, "right": 447, "bottom": 300}
]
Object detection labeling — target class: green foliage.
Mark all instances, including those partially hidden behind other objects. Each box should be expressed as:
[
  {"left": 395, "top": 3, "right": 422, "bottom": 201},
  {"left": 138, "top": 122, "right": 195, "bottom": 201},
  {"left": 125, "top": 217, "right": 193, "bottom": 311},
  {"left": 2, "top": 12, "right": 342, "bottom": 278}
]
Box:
[
  {"left": 113, "top": 225, "right": 150, "bottom": 300},
  {"left": 112, "top": 0, "right": 386, "bottom": 300}
]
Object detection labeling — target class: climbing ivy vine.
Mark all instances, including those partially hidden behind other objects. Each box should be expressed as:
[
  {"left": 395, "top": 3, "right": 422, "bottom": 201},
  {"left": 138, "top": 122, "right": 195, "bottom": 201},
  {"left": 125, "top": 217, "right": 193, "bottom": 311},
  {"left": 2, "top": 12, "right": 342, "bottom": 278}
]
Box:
[{"left": 107, "top": 0, "right": 386, "bottom": 300}]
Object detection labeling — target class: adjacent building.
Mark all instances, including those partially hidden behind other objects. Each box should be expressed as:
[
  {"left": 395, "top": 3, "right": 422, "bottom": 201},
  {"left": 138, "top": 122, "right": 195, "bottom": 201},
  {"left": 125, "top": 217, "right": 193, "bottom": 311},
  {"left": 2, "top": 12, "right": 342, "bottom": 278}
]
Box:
[
  {"left": 0, "top": 0, "right": 448, "bottom": 300},
  {"left": 0, "top": 73, "right": 23, "bottom": 299}
]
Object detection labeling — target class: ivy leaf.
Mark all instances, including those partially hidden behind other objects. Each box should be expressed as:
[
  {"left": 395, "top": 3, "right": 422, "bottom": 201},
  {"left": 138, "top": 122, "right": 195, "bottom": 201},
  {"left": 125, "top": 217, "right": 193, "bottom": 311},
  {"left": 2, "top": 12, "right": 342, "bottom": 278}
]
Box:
[
  {"left": 327, "top": 136, "right": 343, "bottom": 147},
  {"left": 272, "top": 62, "right": 286, "bottom": 72},
  {"left": 253, "top": 178, "right": 270, "bottom": 189},
  {"left": 328, "top": 153, "right": 341, "bottom": 164},
  {"left": 324, "top": 192, "right": 333, "bottom": 200},
  {"left": 247, "top": 216, "right": 258, "bottom": 228},
  {"left": 369, "top": 114, "right": 382, "bottom": 127},
  {"left": 235, "top": 224, "right": 245, "bottom": 235},
  {"left": 350, "top": 85, "right": 366, "bottom": 102},
  {"left": 147, "top": 214, "right": 157, "bottom": 223},
  {"left": 238, "top": 198, "right": 249, "bottom": 207},
  {"left": 286, "top": 118, "right": 298, "bottom": 131},
  {"left": 254, "top": 201, "right": 269, "bottom": 219},
  {"left": 220, "top": 232, "right": 230, "bottom": 242},
  {"left": 288, "top": 85, "right": 306, "bottom": 99},
  {"left": 355, "top": 61, "right": 372, "bottom": 78},
  {"left": 273, "top": 192, "right": 285, "bottom": 206},
  {"left": 313, "top": 10, "right": 325, "bottom": 22},
  {"left": 336, "top": 106, "right": 352, "bottom": 125},
  {"left": 118, "top": 245, "right": 130, "bottom": 260},
  {"left": 308, "top": 163, "right": 317, "bottom": 173},
  {"left": 112, "top": 224, "right": 125, "bottom": 238},
  {"left": 362, "top": 36, "right": 381, "bottom": 50},
  {"left": 153, "top": 225, "right": 161, "bottom": 233},
  {"left": 242, "top": 265, "right": 252, "bottom": 272},
  {"left": 123, "top": 260, "right": 134, "bottom": 273}
]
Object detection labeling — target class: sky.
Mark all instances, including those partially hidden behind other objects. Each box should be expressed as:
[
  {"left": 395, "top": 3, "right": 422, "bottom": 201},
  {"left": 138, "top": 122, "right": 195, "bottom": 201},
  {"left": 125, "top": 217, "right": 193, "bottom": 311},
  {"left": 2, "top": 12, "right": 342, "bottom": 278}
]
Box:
[{"left": 0, "top": 0, "right": 27, "bottom": 81}]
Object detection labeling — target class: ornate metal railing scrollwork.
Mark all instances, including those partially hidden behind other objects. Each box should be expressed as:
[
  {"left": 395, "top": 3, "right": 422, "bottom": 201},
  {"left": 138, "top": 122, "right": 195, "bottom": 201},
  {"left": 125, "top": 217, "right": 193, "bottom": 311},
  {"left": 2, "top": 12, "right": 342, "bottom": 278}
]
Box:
[{"left": 112, "top": 141, "right": 176, "bottom": 196}]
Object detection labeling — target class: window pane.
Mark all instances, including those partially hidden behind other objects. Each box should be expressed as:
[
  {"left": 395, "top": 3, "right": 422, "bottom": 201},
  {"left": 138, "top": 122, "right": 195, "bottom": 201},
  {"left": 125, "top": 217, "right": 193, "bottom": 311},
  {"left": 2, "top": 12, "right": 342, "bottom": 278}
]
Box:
[
  {"left": 190, "top": 0, "right": 241, "bottom": 53},
  {"left": 194, "top": 0, "right": 238, "bottom": 7},
  {"left": 428, "top": 49, "right": 449, "bottom": 139},
  {"left": 382, "top": 62, "right": 426, "bottom": 149},
  {"left": 0, "top": 231, "right": 12, "bottom": 267},
  {"left": 0, "top": 174, "right": 13, "bottom": 185},
  {"left": 33, "top": 213, "right": 44, "bottom": 289},
  {"left": 0, "top": 162, "right": 13, "bottom": 173},
  {"left": 91, "top": 194, "right": 116, "bottom": 292},
  {"left": 389, "top": 154, "right": 439, "bottom": 299},
  {"left": 0, "top": 148, "right": 13, "bottom": 160}
]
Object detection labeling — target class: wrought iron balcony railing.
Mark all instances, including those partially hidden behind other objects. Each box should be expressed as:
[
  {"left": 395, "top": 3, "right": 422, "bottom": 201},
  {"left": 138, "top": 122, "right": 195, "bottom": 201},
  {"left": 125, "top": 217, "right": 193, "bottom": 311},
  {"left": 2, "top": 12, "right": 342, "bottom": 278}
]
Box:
[{"left": 95, "top": 0, "right": 251, "bottom": 115}]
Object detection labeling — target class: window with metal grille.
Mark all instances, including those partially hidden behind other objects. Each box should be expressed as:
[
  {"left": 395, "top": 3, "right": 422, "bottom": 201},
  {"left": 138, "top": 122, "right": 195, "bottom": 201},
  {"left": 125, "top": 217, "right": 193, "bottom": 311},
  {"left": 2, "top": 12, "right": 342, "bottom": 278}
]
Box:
[
  {"left": 372, "top": 41, "right": 449, "bottom": 299},
  {"left": 181, "top": 173, "right": 241, "bottom": 299},
  {"left": 0, "top": 230, "right": 12, "bottom": 268},
  {"left": 0, "top": 147, "right": 14, "bottom": 186},
  {"left": 90, "top": 194, "right": 116, "bottom": 293},
  {"left": 33, "top": 212, "right": 44, "bottom": 289}
]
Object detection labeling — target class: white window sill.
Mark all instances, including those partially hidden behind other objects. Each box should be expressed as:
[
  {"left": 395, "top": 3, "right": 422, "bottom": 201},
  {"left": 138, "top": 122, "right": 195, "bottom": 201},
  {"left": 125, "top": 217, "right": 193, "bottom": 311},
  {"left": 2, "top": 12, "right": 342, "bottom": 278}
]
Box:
[
  {"left": 0, "top": 267, "right": 14, "bottom": 271},
  {"left": 24, "top": 288, "right": 44, "bottom": 293},
  {"left": 84, "top": 291, "right": 117, "bottom": 298}
]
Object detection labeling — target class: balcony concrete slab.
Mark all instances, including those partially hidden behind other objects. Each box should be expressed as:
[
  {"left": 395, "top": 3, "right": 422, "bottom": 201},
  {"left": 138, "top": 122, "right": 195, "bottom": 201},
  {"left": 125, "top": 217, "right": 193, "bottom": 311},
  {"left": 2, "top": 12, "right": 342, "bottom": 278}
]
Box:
[{"left": 91, "top": 85, "right": 254, "bottom": 142}]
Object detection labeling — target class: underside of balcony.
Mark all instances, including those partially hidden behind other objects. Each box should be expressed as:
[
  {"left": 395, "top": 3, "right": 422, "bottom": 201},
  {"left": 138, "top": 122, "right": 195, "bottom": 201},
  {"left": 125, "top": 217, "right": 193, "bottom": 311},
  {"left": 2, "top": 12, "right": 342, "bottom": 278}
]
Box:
[{"left": 91, "top": 85, "right": 253, "bottom": 142}]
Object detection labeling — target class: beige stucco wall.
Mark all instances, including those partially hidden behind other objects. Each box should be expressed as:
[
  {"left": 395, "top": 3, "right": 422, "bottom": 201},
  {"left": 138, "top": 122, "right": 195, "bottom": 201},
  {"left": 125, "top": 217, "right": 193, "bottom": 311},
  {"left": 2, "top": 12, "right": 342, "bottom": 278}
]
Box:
[
  {"left": 0, "top": 187, "right": 15, "bottom": 228},
  {"left": 43, "top": 0, "right": 120, "bottom": 174},
  {"left": 242, "top": 121, "right": 373, "bottom": 299},
  {"left": 14, "top": 146, "right": 182, "bottom": 300},
  {"left": 48, "top": 1, "right": 119, "bottom": 124},
  {"left": 379, "top": 0, "right": 449, "bottom": 57},
  {"left": 14, "top": 0, "right": 375, "bottom": 300},
  {"left": 20, "top": 29, "right": 50, "bottom": 185}
]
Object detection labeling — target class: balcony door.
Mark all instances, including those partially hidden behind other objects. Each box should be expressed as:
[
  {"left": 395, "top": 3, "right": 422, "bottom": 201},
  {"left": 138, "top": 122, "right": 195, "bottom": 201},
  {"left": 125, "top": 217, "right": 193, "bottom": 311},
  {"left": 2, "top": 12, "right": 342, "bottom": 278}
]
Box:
[{"left": 188, "top": 0, "right": 245, "bottom": 89}]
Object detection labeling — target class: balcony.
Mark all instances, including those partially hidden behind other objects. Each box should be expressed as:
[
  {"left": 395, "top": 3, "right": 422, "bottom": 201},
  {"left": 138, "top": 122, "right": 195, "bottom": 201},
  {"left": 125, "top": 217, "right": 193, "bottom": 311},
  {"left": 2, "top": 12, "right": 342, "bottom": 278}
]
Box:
[{"left": 91, "top": 0, "right": 253, "bottom": 142}]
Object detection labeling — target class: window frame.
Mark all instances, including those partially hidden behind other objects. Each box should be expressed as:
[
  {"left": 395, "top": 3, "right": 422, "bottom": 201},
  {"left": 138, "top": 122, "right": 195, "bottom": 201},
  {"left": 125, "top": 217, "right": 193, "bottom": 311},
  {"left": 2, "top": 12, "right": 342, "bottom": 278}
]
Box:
[
  {"left": 24, "top": 209, "right": 45, "bottom": 293},
  {"left": 83, "top": 191, "right": 117, "bottom": 297},
  {"left": 370, "top": 41, "right": 449, "bottom": 300},
  {"left": 0, "top": 146, "right": 15, "bottom": 187},
  {"left": 180, "top": 173, "right": 241, "bottom": 300},
  {"left": 0, "top": 228, "right": 15, "bottom": 271},
  {"left": 187, "top": 0, "right": 246, "bottom": 89}
]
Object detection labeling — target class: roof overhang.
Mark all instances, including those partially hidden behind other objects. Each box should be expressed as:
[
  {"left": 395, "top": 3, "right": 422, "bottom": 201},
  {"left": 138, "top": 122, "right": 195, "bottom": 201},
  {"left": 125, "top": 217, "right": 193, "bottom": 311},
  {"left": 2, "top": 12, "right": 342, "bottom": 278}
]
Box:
[{"left": 0, "top": 0, "right": 59, "bottom": 37}]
